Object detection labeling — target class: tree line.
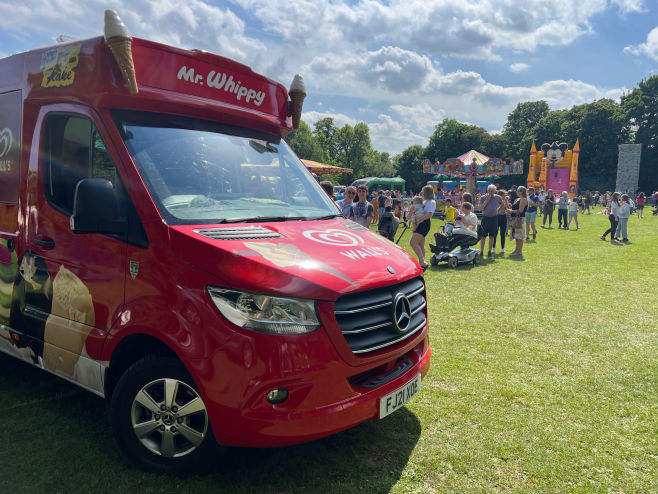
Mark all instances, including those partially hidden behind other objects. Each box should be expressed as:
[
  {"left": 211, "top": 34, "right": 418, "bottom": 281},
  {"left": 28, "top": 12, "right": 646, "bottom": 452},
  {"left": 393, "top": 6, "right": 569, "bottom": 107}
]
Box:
[{"left": 286, "top": 75, "right": 658, "bottom": 193}]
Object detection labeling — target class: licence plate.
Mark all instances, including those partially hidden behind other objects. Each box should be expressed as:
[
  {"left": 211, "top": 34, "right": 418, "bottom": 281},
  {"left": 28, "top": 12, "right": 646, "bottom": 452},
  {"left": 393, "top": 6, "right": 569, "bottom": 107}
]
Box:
[{"left": 379, "top": 374, "right": 421, "bottom": 419}]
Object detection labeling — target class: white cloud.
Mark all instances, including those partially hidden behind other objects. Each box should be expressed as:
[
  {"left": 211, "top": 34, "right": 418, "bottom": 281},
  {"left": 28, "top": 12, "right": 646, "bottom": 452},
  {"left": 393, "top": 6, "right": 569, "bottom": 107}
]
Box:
[
  {"left": 369, "top": 114, "right": 428, "bottom": 154},
  {"left": 306, "top": 46, "right": 441, "bottom": 95},
  {"left": 611, "top": 0, "right": 646, "bottom": 14},
  {"left": 510, "top": 63, "right": 531, "bottom": 73},
  {"left": 232, "top": 0, "right": 617, "bottom": 60},
  {"left": 301, "top": 111, "right": 356, "bottom": 130},
  {"left": 624, "top": 26, "right": 658, "bottom": 62},
  {"left": 0, "top": 0, "right": 265, "bottom": 61},
  {"left": 390, "top": 104, "right": 447, "bottom": 136},
  {"left": 0, "top": 1, "right": 640, "bottom": 156}
]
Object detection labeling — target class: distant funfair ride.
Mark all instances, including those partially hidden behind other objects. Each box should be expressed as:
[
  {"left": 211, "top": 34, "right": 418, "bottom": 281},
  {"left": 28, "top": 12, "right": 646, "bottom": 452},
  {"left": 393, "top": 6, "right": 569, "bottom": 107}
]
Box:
[{"left": 423, "top": 150, "right": 524, "bottom": 195}]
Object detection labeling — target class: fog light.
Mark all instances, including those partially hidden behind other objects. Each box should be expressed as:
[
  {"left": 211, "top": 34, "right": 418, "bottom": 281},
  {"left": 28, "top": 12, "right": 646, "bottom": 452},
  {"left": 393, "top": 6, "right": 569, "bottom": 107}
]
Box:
[{"left": 266, "top": 388, "right": 289, "bottom": 404}]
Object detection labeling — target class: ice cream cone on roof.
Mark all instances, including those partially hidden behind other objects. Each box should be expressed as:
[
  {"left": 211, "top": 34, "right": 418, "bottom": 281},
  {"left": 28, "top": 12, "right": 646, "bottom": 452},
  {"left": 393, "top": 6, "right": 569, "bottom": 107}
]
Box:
[
  {"left": 288, "top": 74, "right": 306, "bottom": 129},
  {"left": 103, "top": 10, "right": 138, "bottom": 95}
]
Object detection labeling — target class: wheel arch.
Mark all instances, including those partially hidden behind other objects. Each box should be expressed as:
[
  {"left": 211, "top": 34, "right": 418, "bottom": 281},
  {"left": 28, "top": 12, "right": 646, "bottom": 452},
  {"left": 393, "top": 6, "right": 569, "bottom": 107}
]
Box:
[{"left": 104, "top": 333, "right": 180, "bottom": 402}]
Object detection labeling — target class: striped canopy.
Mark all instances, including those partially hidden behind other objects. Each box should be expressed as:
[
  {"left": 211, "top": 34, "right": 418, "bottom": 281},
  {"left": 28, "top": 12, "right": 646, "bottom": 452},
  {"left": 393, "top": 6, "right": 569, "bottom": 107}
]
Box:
[
  {"left": 456, "top": 150, "right": 491, "bottom": 166},
  {"left": 301, "top": 159, "right": 353, "bottom": 175}
]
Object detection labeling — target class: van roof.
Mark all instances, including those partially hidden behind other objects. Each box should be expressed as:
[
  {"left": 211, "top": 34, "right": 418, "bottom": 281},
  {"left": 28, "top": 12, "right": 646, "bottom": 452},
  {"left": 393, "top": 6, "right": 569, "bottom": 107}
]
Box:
[{"left": 0, "top": 36, "right": 291, "bottom": 134}]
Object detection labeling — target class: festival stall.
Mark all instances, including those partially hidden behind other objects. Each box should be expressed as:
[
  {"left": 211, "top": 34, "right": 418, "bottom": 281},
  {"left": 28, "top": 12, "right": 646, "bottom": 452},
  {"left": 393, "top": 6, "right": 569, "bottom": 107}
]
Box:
[{"left": 301, "top": 159, "right": 353, "bottom": 176}]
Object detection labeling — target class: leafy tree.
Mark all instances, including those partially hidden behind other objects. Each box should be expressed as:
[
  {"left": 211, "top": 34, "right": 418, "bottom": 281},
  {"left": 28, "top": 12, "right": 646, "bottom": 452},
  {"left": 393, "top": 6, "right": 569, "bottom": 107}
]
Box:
[
  {"left": 334, "top": 122, "right": 371, "bottom": 177},
  {"left": 425, "top": 119, "right": 490, "bottom": 162},
  {"left": 313, "top": 117, "right": 339, "bottom": 164},
  {"left": 566, "top": 99, "right": 622, "bottom": 191},
  {"left": 502, "top": 101, "right": 550, "bottom": 160},
  {"left": 362, "top": 150, "right": 396, "bottom": 178},
  {"left": 395, "top": 145, "right": 426, "bottom": 194},
  {"left": 621, "top": 75, "right": 658, "bottom": 192},
  {"left": 532, "top": 109, "right": 568, "bottom": 146},
  {"left": 285, "top": 121, "right": 328, "bottom": 163},
  {"left": 480, "top": 133, "right": 506, "bottom": 159}
]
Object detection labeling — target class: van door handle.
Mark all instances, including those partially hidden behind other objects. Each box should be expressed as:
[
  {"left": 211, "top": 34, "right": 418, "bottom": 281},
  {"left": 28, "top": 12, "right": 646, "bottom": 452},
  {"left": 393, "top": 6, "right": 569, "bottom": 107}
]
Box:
[{"left": 35, "top": 237, "right": 55, "bottom": 249}]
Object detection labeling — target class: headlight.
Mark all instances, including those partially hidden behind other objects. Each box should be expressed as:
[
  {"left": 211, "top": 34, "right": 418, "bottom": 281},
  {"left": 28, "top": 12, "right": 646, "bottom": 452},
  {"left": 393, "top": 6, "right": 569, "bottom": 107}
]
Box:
[{"left": 207, "top": 287, "right": 320, "bottom": 335}]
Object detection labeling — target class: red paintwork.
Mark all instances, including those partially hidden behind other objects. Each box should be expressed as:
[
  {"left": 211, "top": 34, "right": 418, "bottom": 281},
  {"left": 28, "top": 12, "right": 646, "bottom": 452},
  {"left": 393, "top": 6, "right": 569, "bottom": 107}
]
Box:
[{"left": 2, "top": 35, "right": 431, "bottom": 448}]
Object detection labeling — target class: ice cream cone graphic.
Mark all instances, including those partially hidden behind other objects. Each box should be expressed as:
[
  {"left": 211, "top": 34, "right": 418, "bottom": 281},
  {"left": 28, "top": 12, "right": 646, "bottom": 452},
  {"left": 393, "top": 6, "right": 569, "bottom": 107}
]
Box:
[
  {"left": 288, "top": 74, "right": 306, "bottom": 129},
  {"left": 43, "top": 266, "right": 95, "bottom": 376},
  {"left": 244, "top": 242, "right": 356, "bottom": 286},
  {"left": 104, "top": 10, "right": 138, "bottom": 94}
]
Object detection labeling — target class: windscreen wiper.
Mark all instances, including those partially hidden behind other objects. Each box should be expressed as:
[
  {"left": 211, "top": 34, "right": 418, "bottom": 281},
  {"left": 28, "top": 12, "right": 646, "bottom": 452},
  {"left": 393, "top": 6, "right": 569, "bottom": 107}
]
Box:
[{"left": 310, "top": 214, "right": 343, "bottom": 220}]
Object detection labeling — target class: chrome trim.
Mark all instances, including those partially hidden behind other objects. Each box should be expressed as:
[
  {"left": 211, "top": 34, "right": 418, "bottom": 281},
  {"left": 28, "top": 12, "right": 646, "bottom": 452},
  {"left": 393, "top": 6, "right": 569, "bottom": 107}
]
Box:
[
  {"left": 352, "top": 319, "right": 426, "bottom": 354},
  {"left": 411, "top": 299, "right": 427, "bottom": 316},
  {"left": 336, "top": 296, "right": 424, "bottom": 318},
  {"left": 341, "top": 321, "right": 391, "bottom": 335},
  {"left": 334, "top": 301, "right": 392, "bottom": 315},
  {"left": 407, "top": 286, "right": 424, "bottom": 298}
]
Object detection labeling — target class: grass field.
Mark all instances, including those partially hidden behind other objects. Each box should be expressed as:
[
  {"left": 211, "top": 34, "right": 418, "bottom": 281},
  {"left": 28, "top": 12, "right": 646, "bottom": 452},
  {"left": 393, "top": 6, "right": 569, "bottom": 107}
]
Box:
[{"left": 0, "top": 208, "right": 656, "bottom": 493}]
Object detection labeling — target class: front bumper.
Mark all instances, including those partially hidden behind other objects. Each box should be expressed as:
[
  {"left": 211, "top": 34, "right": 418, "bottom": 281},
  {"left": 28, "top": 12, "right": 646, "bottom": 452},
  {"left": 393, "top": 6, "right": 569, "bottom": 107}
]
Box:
[{"left": 193, "top": 331, "right": 431, "bottom": 448}]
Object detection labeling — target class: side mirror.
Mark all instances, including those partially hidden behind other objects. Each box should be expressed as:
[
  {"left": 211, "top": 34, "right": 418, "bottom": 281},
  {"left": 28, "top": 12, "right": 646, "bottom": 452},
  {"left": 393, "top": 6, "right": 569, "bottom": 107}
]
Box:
[{"left": 70, "top": 178, "right": 126, "bottom": 235}]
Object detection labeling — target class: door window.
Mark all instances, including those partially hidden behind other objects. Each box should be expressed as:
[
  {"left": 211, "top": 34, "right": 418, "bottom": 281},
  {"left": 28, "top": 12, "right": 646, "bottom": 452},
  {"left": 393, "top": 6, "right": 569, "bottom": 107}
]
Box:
[{"left": 43, "top": 114, "right": 117, "bottom": 214}]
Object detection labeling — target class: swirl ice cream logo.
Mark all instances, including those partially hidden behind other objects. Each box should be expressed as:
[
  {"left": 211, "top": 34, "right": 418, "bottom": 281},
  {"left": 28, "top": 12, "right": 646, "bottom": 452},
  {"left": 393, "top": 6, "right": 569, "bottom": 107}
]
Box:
[
  {"left": 0, "top": 128, "right": 12, "bottom": 159},
  {"left": 302, "top": 229, "right": 364, "bottom": 247}
]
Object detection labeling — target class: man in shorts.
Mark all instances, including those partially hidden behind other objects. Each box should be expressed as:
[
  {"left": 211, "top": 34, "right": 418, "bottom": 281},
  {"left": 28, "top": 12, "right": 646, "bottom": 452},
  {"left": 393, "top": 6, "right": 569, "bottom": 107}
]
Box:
[
  {"left": 478, "top": 184, "right": 502, "bottom": 257},
  {"left": 526, "top": 186, "right": 539, "bottom": 240}
]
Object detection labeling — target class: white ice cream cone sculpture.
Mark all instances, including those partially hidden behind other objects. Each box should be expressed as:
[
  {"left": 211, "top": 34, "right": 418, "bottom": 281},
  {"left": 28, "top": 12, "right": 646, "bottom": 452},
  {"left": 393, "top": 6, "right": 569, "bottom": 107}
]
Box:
[
  {"left": 288, "top": 74, "right": 306, "bottom": 129},
  {"left": 104, "top": 10, "right": 138, "bottom": 95}
]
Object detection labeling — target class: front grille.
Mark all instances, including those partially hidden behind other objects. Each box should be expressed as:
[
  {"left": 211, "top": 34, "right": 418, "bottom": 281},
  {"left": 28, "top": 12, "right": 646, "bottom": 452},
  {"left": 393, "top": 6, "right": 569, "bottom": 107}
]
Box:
[
  {"left": 334, "top": 277, "right": 427, "bottom": 355},
  {"left": 194, "top": 226, "right": 283, "bottom": 240}
]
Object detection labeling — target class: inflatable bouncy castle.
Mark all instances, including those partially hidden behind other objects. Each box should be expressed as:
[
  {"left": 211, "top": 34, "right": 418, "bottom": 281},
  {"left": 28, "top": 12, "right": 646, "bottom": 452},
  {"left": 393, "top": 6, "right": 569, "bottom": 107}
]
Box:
[{"left": 527, "top": 139, "right": 580, "bottom": 197}]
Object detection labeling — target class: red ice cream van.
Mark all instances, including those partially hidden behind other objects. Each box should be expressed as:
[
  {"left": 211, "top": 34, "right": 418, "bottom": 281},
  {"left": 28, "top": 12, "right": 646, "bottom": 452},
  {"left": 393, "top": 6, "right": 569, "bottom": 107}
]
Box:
[{"left": 0, "top": 17, "right": 430, "bottom": 474}]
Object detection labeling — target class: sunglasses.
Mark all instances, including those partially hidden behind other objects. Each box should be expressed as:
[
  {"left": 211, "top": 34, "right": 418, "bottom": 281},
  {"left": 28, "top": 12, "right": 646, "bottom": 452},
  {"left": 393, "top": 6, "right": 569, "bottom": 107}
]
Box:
[{"left": 346, "top": 191, "right": 356, "bottom": 195}]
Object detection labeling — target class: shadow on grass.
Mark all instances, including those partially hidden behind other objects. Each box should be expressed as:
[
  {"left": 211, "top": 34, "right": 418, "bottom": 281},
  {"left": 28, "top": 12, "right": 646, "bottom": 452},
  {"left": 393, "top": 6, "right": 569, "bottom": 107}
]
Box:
[
  {"left": 0, "top": 352, "right": 421, "bottom": 493},
  {"left": 428, "top": 262, "right": 478, "bottom": 271}
]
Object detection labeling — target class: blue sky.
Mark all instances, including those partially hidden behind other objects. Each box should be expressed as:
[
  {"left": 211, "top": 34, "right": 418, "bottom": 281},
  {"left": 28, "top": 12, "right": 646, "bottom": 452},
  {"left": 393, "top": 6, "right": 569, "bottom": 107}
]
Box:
[{"left": 0, "top": 1, "right": 656, "bottom": 156}]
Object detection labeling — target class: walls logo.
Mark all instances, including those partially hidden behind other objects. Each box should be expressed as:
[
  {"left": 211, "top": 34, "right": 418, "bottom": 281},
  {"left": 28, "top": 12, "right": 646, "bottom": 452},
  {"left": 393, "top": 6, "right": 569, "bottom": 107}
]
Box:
[
  {"left": 302, "top": 229, "right": 364, "bottom": 247},
  {"left": 0, "top": 128, "right": 13, "bottom": 159},
  {"left": 303, "top": 229, "right": 390, "bottom": 261}
]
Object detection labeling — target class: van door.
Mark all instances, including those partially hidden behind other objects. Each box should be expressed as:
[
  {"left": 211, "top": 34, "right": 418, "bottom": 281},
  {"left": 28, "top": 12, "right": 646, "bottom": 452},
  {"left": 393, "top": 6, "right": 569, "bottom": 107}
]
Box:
[
  {"left": 23, "top": 107, "right": 126, "bottom": 387},
  {"left": 0, "top": 91, "right": 22, "bottom": 357}
]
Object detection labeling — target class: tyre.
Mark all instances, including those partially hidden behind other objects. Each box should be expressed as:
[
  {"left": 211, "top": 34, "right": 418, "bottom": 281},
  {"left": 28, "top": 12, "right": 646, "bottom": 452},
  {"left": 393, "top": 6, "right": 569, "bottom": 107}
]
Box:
[
  {"left": 473, "top": 253, "right": 482, "bottom": 265},
  {"left": 109, "top": 355, "right": 223, "bottom": 475},
  {"left": 447, "top": 256, "right": 458, "bottom": 268},
  {"left": 430, "top": 254, "right": 438, "bottom": 266}
]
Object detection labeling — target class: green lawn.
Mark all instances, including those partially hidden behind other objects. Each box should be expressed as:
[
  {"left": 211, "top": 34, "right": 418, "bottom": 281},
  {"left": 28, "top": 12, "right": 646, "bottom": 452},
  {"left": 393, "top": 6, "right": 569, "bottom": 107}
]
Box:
[{"left": 0, "top": 209, "right": 656, "bottom": 493}]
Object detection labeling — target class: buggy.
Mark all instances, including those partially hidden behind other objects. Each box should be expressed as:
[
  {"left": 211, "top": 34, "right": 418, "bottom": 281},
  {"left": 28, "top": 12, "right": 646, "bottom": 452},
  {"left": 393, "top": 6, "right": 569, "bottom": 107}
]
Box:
[{"left": 429, "top": 223, "right": 482, "bottom": 268}]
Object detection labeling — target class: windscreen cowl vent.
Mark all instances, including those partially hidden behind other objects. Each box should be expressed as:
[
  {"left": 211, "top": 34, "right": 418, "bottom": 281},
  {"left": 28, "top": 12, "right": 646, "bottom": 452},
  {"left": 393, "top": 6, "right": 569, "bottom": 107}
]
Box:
[{"left": 194, "top": 227, "right": 284, "bottom": 240}]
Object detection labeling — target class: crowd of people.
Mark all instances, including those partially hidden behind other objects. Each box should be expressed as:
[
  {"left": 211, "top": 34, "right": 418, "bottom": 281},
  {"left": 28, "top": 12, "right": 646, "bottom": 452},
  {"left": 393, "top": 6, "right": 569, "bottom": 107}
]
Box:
[{"left": 321, "top": 179, "right": 655, "bottom": 270}]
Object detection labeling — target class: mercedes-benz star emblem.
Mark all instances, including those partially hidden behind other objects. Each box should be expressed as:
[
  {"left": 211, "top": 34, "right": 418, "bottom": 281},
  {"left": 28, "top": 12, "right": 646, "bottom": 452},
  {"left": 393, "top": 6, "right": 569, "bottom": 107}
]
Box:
[{"left": 392, "top": 293, "right": 412, "bottom": 333}]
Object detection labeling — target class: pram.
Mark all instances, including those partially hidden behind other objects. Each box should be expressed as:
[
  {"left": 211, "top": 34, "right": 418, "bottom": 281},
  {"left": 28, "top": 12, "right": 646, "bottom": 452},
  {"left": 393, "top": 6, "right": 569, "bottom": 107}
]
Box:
[{"left": 429, "top": 222, "right": 482, "bottom": 268}]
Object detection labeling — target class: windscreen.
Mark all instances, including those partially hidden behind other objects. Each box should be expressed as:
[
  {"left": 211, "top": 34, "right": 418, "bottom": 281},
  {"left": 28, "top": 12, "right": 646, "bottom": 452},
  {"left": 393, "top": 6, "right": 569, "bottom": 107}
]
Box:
[{"left": 115, "top": 112, "right": 339, "bottom": 225}]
